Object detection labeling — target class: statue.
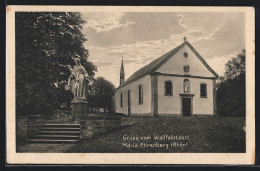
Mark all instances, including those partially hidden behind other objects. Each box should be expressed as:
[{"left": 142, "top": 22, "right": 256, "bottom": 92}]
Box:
[
  {"left": 184, "top": 79, "right": 189, "bottom": 93},
  {"left": 68, "top": 58, "right": 89, "bottom": 100},
  {"left": 184, "top": 65, "right": 190, "bottom": 73},
  {"left": 184, "top": 83, "right": 188, "bottom": 92}
]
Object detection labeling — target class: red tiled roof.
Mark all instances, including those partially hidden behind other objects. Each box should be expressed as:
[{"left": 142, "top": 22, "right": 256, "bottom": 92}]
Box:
[{"left": 116, "top": 41, "right": 218, "bottom": 89}]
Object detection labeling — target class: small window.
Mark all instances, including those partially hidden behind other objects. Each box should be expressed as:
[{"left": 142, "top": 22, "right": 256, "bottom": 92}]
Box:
[
  {"left": 138, "top": 85, "right": 143, "bottom": 104},
  {"left": 184, "top": 52, "right": 188, "bottom": 57},
  {"left": 200, "top": 84, "right": 207, "bottom": 98},
  {"left": 165, "top": 81, "right": 173, "bottom": 96},
  {"left": 128, "top": 90, "right": 131, "bottom": 105},
  {"left": 120, "top": 93, "right": 123, "bottom": 107}
]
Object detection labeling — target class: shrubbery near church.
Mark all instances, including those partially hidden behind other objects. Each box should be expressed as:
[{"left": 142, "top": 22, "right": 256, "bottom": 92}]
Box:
[{"left": 217, "top": 50, "right": 245, "bottom": 117}]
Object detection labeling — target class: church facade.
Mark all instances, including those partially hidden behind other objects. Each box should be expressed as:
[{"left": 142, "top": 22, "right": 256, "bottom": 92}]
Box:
[{"left": 113, "top": 39, "right": 218, "bottom": 116}]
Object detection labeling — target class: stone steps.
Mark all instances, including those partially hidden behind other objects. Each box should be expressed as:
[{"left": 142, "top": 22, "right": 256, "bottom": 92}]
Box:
[
  {"left": 43, "top": 124, "right": 80, "bottom": 128},
  {"left": 33, "top": 135, "right": 80, "bottom": 140},
  {"left": 37, "top": 131, "right": 80, "bottom": 135},
  {"left": 29, "top": 139, "right": 78, "bottom": 144},
  {"left": 40, "top": 127, "right": 80, "bottom": 131},
  {"left": 28, "top": 123, "right": 81, "bottom": 144}
]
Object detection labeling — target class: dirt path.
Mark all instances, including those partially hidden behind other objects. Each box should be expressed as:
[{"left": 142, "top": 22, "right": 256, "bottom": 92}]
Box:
[{"left": 17, "top": 143, "right": 76, "bottom": 153}]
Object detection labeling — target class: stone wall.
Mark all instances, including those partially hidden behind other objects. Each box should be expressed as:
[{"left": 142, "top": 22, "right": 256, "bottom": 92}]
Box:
[
  {"left": 16, "top": 115, "right": 51, "bottom": 140},
  {"left": 17, "top": 114, "right": 123, "bottom": 140},
  {"left": 80, "top": 116, "right": 122, "bottom": 138}
]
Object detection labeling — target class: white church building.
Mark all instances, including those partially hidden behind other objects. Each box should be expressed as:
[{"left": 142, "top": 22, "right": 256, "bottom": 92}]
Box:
[{"left": 113, "top": 38, "right": 218, "bottom": 116}]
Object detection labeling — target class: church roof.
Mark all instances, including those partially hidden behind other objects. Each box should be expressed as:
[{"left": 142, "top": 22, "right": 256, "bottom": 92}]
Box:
[{"left": 116, "top": 40, "right": 218, "bottom": 89}]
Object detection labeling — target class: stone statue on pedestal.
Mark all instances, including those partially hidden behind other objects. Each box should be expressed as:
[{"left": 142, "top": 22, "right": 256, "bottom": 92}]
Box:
[
  {"left": 68, "top": 58, "right": 89, "bottom": 121},
  {"left": 68, "top": 58, "right": 89, "bottom": 101}
]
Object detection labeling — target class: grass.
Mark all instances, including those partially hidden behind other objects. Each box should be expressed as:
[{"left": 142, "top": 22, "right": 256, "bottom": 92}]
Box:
[{"left": 66, "top": 116, "right": 245, "bottom": 153}]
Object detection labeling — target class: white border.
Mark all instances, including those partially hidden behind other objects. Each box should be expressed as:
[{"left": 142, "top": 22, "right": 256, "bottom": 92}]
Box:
[{"left": 6, "top": 6, "right": 255, "bottom": 164}]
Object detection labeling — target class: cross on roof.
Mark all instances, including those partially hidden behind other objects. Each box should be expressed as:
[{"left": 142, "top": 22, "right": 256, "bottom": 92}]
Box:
[{"left": 183, "top": 37, "right": 187, "bottom": 42}]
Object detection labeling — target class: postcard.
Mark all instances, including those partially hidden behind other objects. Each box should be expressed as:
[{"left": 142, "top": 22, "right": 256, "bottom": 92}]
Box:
[{"left": 6, "top": 6, "right": 255, "bottom": 164}]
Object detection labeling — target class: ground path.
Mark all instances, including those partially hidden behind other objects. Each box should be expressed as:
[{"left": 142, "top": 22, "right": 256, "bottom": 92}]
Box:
[{"left": 17, "top": 143, "right": 75, "bottom": 153}]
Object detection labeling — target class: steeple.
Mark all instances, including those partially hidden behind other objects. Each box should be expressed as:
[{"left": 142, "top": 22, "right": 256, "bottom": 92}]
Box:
[{"left": 120, "top": 57, "right": 125, "bottom": 85}]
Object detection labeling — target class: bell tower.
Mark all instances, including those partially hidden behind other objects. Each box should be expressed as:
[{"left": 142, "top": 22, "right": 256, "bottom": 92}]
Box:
[{"left": 120, "top": 57, "right": 125, "bottom": 85}]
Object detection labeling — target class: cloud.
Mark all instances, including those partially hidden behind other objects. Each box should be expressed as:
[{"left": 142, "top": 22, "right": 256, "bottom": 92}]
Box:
[
  {"left": 82, "top": 12, "right": 245, "bottom": 87},
  {"left": 206, "top": 50, "right": 242, "bottom": 76},
  {"left": 81, "top": 12, "right": 186, "bottom": 47},
  {"left": 86, "top": 20, "right": 135, "bottom": 33},
  {"left": 191, "top": 14, "right": 245, "bottom": 59},
  {"left": 107, "top": 50, "right": 126, "bottom": 56},
  {"left": 94, "top": 61, "right": 114, "bottom": 67},
  {"left": 124, "top": 59, "right": 140, "bottom": 64},
  {"left": 177, "top": 13, "right": 240, "bottom": 37},
  {"left": 85, "top": 39, "right": 174, "bottom": 87},
  {"left": 81, "top": 13, "right": 135, "bottom": 33}
]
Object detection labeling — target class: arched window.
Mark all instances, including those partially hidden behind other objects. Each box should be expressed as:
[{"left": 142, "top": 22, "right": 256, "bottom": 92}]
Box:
[
  {"left": 138, "top": 85, "right": 143, "bottom": 104},
  {"left": 165, "top": 81, "right": 173, "bottom": 96},
  {"left": 183, "top": 79, "right": 190, "bottom": 93}
]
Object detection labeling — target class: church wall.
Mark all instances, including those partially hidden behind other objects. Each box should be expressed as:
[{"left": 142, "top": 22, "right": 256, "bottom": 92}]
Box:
[
  {"left": 156, "top": 45, "right": 215, "bottom": 77},
  {"left": 157, "top": 75, "right": 214, "bottom": 115},
  {"left": 115, "top": 75, "right": 152, "bottom": 116}
]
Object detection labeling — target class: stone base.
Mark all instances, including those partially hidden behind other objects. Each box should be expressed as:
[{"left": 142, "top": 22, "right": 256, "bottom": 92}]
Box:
[{"left": 71, "top": 100, "right": 88, "bottom": 122}]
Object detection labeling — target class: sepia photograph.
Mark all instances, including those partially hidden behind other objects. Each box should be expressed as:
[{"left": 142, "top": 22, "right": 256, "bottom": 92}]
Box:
[{"left": 6, "top": 6, "right": 255, "bottom": 164}]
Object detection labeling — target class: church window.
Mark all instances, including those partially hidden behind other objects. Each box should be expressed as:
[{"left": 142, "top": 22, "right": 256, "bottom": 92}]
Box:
[
  {"left": 184, "top": 52, "right": 188, "bottom": 57},
  {"left": 200, "top": 83, "right": 207, "bottom": 98},
  {"left": 138, "top": 85, "right": 143, "bottom": 104},
  {"left": 120, "top": 93, "right": 123, "bottom": 107},
  {"left": 165, "top": 81, "right": 173, "bottom": 96},
  {"left": 183, "top": 79, "right": 190, "bottom": 93},
  {"left": 128, "top": 90, "right": 131, "bottom": 105}
]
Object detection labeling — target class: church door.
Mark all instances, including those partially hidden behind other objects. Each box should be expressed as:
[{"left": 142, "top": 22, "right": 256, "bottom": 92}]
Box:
[
  {"left": 127, "top": 90, "right": 131, "bottom": 116},
  {"left": 182, "top": 98, "right": 191, "bottom": 116}
]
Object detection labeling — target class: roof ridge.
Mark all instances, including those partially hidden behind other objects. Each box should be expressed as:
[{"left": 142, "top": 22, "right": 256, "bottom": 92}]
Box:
[
  {"left": 186, "top": 42, "right": 219, "bottom": 77},
  {"left": 150, "top": 42, "right": 186, "bottom": 72},
  {"left": 116, "top": 42, "right": 186, "bottom": 89},
  {"left": 116, "top": 41, "right": 218, "bottom": 90}
]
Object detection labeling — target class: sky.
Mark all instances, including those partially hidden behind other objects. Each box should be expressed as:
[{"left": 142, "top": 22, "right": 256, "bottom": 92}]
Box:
[{"left": 80, "top": 12, "right": 245, "bottom": 87}]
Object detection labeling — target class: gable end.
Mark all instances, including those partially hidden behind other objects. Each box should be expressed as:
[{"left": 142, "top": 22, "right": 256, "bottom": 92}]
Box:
[
  {"left": 186, "top": 42, "right": 219, "bottom": 78},
  {"left": 116, "top": 41, "right": 218, "bottom": 90}
]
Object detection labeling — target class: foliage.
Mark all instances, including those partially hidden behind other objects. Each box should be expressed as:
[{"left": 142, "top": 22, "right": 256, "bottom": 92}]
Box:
[
  {"left": 217, "top": 50, "right": 245, "bottom": 116},
  {"left": 16, "top": 12, "right": 96, "bottom": 116},
  {"left": 224, "top": 50, "right": 245, "bottom": 80},
  {"left": 88, "top": 77, "right": 115, "bottom": 113}
]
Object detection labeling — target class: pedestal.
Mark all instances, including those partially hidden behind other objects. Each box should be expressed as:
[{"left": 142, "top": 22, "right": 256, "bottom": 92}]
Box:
[{"left": 71, "top": 99, "right": 88, "bottom": 122}]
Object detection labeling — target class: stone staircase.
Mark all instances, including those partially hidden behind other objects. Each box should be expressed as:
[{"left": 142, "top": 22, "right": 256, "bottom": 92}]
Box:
[{"left": 28, "top": 124, "right": 81, "bottom": 144}]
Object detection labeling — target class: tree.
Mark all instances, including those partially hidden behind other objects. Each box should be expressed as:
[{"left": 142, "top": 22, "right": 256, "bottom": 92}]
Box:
[
  {"left": 88, "top": 77, "right": 115, "bottom": 113},
  {"left": 217, "top": 50, "right": 245, "bottom": 116},
  {"left": 16, "top": 12, "right": 96, "bottom": 116},
  {"left": 224, "top": 50, "right": 245, "bottom": 80}
]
